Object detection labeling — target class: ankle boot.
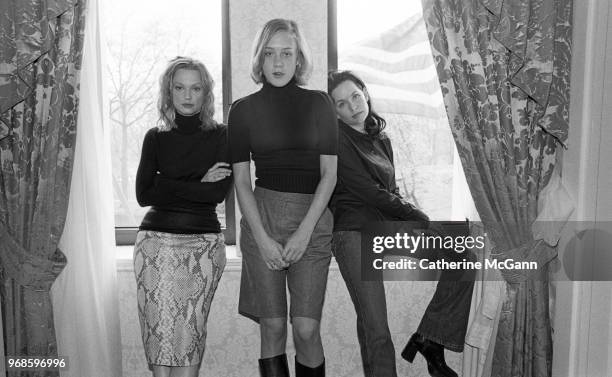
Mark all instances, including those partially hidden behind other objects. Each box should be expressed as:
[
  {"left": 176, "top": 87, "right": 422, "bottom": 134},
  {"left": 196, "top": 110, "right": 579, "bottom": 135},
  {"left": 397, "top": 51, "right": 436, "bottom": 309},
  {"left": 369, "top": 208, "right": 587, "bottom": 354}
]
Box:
[
  {"left": 401, "top": 333, "right": 458, "bottom": 377},
  {"left": 295, "top": 357, "right": 325, "bottom": 377},
  {"left": 258, "top": 354, "right": 290, "bottom": 377}
]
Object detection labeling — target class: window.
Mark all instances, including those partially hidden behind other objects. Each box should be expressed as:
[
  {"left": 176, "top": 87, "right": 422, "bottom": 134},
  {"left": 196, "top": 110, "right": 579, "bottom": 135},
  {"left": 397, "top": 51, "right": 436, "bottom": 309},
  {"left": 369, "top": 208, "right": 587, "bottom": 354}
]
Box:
[
  {"left": 101, "top": 0, "right": 235, "bottom": 245},
  {"left": 330, "top": 0, "right": 476, "bottom": 220}
]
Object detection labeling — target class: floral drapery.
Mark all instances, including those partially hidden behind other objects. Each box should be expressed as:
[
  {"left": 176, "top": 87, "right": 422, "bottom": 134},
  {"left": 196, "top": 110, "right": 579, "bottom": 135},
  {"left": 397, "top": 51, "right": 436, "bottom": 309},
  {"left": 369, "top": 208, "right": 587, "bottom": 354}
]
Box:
[
  {"left": 0, "top": 0, "right": 87, "bottom": 373},
  {"left": 422, "top": 0, "right": 572, "bottom": 376}
]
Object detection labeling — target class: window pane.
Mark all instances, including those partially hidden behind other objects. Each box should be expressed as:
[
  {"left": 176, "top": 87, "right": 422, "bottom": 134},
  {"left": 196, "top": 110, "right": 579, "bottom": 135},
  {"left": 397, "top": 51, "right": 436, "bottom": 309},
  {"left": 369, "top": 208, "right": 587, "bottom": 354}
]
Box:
[
  {"left": 102, "top": 0, "right": 225, "bottom": 228},
  {"left": 337, "top": 0, "right": 475, "bottom": 220}
]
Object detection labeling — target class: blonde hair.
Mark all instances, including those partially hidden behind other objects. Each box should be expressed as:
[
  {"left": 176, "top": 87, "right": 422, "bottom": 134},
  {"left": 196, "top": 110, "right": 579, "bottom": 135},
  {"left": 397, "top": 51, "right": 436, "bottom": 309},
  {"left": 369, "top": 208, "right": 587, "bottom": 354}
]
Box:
[
  {"left": 157, "top": 56, "right": 217, "bottom": 131},
  {"left": 250, "top": 19, "right": 313, "bottom": 85}
]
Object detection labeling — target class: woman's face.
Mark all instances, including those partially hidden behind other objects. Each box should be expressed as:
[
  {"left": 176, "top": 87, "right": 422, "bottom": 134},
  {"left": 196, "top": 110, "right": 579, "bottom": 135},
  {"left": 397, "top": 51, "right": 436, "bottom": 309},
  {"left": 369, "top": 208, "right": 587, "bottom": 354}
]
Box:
[
  {"left": 172, "top": 68, "right": 204, "bottom": 116},
  {"left": 262, "top": 31, "right": 298, "bottom": 87},
  {"left": 330, "top": 80, "right": 369, "bottom": 130}
]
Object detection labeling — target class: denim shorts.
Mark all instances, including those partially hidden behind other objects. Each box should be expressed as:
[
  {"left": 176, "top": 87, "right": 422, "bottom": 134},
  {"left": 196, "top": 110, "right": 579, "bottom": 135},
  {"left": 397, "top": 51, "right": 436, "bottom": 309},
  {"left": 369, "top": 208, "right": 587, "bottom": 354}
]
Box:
[{"left": 238, "top": 187, "right": 333, "bottom": 323}]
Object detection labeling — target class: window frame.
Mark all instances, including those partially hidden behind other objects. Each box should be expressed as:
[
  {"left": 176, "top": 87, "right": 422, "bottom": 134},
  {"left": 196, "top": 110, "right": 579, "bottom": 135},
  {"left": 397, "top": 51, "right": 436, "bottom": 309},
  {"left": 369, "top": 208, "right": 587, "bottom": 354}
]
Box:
[
  {"left": 114, "top": 0, "right": 235, "bottom": 246},
  {"left": 328, "top": 0, "right": 338, "bottom": 71}
]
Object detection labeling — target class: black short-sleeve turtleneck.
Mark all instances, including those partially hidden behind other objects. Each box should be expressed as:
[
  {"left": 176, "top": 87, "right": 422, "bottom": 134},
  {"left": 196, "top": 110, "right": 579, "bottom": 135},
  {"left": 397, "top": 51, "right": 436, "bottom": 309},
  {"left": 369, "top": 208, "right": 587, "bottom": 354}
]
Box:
[
  {"left": 227, "top": 80, "right": 338, "bottom": 194},
  {"left": 135, "top": 112, "right": 232, "bottom": 234}
]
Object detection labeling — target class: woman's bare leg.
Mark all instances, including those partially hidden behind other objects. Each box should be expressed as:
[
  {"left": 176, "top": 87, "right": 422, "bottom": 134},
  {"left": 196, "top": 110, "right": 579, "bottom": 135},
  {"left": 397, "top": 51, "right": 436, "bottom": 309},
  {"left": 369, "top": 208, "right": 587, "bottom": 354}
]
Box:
[
  {"left": 260, "top": 317, "right": 288, "bottom": 357},
  {"left": 292, "top": 317, "right": 324, "bottom": 367}
]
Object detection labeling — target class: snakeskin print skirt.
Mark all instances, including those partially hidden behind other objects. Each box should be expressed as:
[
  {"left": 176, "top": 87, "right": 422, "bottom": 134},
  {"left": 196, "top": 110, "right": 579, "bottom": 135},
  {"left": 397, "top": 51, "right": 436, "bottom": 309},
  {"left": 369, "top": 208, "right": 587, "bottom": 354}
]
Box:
[{"left": 133, "top": 231, "right": 226, "bottom": 366}]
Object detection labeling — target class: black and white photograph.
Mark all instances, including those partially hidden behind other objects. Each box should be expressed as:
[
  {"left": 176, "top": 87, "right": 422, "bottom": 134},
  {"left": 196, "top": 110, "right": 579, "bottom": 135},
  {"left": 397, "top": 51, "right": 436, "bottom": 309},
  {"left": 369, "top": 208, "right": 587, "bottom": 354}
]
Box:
[{"left": 0, "top": 0, "right": 610, "bottom": 376}]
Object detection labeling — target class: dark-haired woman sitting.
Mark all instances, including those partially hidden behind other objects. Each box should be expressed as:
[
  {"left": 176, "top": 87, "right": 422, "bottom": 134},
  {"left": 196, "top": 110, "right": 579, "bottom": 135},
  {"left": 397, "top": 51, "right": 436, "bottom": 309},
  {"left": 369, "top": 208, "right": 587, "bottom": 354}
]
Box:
[{"left": 328, "top": 70, "right": 474, "bottom": 377}]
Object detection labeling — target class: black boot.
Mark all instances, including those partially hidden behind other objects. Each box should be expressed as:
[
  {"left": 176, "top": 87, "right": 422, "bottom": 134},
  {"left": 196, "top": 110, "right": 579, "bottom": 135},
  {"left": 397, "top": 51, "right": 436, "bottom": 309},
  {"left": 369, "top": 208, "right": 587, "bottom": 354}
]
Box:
[
  {"left": 401, "top": 333, "right": 458, "bottom": 377},
  {"left": 295, "top": 357, "right": 325, "bottom": 377},
  {"left": 259, "top": 354, "right": 290, "bottom": 377}
]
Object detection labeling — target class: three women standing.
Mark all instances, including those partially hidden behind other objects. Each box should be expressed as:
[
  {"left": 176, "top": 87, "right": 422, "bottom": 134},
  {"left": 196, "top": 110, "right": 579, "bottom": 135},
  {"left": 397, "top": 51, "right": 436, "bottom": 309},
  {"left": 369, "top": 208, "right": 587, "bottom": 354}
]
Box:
[
  {"left": 229, "top": 19, "right": 337, "bottom": 377},
  {"left": 132, "top": 21, "right": 471, "bottom": 377},
  {"left": 134, "top": 57, "right": 231, "bottom": 377}
]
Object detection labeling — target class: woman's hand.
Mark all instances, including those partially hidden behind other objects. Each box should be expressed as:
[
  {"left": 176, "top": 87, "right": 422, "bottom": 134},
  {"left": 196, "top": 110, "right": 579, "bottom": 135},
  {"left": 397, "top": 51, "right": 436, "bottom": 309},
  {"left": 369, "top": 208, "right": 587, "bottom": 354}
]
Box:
[
  {"left": 282, "top": 154, "right": 336, "bottom": 264},
  {"left": 257, "top": 235, "right": 289, "bottom": 270},
  {"left": 283, "top": 227, "right": 312, "bottom": 264},
  {"left": 410, "top": 207, "right": 430, "bottom": 223},
  {"left": 201, "top": 162, "right": 232, "bottom": 182},
  {"left": 233, "top": 161, "right": 285, "bottom": 270}
]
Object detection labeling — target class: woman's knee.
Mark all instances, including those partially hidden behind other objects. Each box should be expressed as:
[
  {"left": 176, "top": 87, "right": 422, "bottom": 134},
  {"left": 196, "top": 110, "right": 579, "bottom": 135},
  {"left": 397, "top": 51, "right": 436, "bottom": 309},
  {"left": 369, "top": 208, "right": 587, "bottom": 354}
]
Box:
[
  {"left": 168, "top": 365, "right": 200, "bottom": 377},
  {"left": 260, "top": 317, "right": 287, "bottom": 340},
  {"left": 292, "top": 317, "right": 321, "bottom": 343},
  {"left": 151, "top": 365, "right": 170, "bottom": 377}
]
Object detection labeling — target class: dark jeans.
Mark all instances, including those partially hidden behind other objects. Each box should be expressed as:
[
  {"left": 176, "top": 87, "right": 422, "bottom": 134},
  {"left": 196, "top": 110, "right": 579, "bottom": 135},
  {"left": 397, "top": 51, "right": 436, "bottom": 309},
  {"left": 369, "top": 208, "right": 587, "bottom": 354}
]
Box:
[
  {"left": 333, "top": 230, "right": 475, "bottom": 375},
  {"left": 414, "top": 240, "right": 476, "bottom": 352},
  {"left": 333, "top": 231, "right": 398, "bottom": 377}
]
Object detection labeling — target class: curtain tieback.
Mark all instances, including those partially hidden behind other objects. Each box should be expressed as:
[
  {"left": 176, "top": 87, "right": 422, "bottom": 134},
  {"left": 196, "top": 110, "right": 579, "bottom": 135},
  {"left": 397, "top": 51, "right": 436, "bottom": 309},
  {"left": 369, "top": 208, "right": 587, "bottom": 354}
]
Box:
[
  {"left": 0, "top": 222, "right": 67, "bottom": 291},
  {"left": 490, "top": 239, "right": 557, "bottom": 284}
]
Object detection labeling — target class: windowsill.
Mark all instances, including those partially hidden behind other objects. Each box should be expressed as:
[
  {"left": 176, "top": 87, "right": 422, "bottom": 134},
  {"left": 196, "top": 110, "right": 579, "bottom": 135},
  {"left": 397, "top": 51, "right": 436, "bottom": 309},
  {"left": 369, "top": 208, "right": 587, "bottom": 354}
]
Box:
[{"left": 116, "top": 245, "right": 339, "bottom": 272}]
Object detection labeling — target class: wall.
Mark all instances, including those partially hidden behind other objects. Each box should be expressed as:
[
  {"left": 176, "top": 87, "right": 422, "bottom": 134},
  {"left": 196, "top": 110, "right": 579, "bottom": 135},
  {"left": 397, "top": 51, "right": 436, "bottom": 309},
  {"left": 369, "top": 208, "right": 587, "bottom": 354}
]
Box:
[
  {"left": 118, "top": 256, "right": 460, "bottom": 377},
  {"left": 553, "top": 0, "right": 612, "bottom": 376}
]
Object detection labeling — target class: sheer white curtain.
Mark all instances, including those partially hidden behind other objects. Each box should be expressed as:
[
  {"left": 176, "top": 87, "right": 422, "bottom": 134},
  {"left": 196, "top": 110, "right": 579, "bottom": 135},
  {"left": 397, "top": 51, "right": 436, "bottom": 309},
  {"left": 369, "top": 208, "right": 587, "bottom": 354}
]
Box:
[{"left": 50, "top": 0, "right": 122, "bottom": 375}]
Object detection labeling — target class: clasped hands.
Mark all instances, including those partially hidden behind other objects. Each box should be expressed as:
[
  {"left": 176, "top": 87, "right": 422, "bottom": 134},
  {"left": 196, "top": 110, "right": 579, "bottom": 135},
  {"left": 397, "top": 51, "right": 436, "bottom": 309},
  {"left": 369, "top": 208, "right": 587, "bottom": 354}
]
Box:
[{"left": 257, "top": 228, "right": 311, "bottom": 271}]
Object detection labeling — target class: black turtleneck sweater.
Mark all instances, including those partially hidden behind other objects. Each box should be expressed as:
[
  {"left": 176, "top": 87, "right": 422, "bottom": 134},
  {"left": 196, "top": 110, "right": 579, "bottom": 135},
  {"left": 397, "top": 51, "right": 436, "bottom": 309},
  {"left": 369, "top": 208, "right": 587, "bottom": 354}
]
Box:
[
  {"left": 227, "top": 80, "right": 338, "bottom": 194},
  {"left": 135, "top": 112, "right": 231, "bottom": 234}
]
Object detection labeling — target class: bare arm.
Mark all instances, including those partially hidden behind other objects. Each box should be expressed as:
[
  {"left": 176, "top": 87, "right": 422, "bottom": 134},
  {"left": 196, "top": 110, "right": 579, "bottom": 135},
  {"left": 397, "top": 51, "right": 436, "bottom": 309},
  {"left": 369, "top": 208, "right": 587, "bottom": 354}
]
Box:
[
  {"left": 233, "top": 161, "right": 288, "bottom": 270},
  {"left": 283, "top": 155, "right": 337, "bottom": 263}
]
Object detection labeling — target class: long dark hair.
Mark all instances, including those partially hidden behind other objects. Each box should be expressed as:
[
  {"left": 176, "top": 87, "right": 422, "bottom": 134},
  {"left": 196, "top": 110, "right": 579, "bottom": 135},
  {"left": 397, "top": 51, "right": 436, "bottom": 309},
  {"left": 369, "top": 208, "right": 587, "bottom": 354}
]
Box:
[{"left": 327, "top": 70, "right": 386, "bottom": 137}]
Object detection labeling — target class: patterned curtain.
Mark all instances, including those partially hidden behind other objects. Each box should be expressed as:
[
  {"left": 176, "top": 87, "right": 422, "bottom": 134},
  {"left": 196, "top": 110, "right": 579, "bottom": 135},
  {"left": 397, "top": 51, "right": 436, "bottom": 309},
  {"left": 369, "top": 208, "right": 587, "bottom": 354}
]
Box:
[
  {"left": 0, "top": 1, "right": 87, "bottom": 374},
  {"left": 421, "top": 0, "right": 572, "bottom": 376}
]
